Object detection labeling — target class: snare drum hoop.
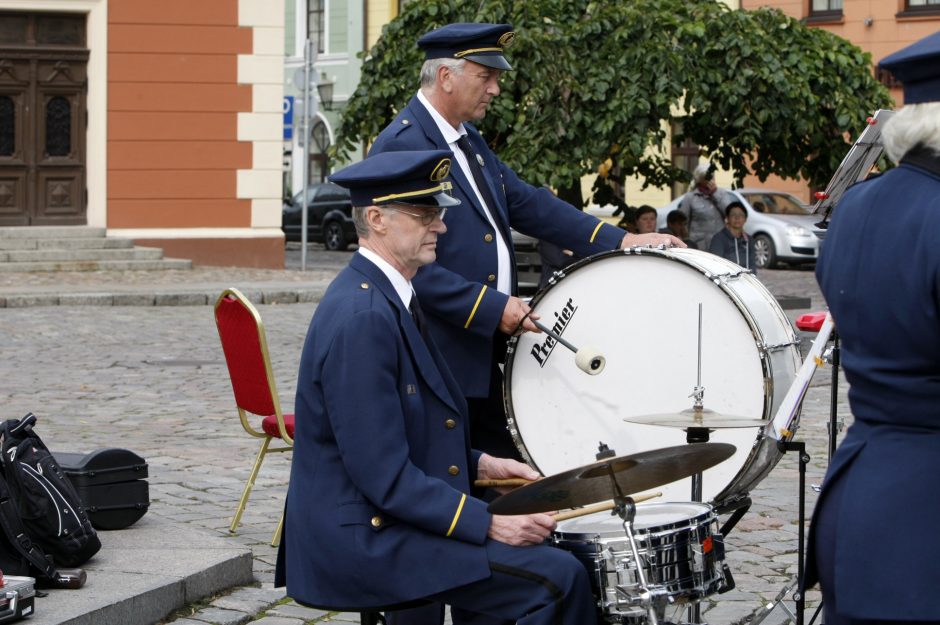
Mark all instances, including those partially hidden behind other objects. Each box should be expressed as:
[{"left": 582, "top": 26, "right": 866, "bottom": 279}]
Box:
[
  {"left": 504, "top": 247, "right": 800, "bottom": 505},
  {"left": 553, "top": 502, "right": 717, "bottom": 541}
]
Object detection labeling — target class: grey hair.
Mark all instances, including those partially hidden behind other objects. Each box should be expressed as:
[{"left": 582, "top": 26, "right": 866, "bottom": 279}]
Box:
[
  {"left": 881, "top": 102, "right": 940, "bottom": 164},
  {"left": 420, "top": 57, "right": 465, "bottom": 88},
  {"left": 352, "top": 206, "right": 371, "bottom": 238},
  {"left": 691, "top": 162, "right": 712, "bottom": 183}
]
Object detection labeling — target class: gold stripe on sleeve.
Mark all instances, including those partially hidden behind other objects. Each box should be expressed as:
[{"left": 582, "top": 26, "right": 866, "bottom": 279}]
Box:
[
  {"left": 589, "top": 221, "right": 604, "bottom": 244},
  {"left": 446, "top": 493, "right": 467, "bottom": 537},
  {"left": 464, "top": 285, "right": 488, "bottom": 329}
]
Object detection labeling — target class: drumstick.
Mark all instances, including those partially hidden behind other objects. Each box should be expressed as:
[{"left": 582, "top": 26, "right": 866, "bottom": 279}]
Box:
[
  {"left": 473, "top": 478, "right": 536, "bottom": 488},
  {"left": 552, "top": 491, "right": 663, "bottom": 522}
]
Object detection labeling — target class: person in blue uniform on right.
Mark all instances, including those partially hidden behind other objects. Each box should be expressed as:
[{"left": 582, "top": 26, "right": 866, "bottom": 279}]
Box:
[{"left": 805, "top": 29, "right": 940, "bottom": 625}]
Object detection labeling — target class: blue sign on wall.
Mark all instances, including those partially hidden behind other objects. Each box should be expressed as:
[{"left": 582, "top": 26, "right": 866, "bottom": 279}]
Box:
[{"left": 283, "top": 96, "right": 295, "bottom": 140}]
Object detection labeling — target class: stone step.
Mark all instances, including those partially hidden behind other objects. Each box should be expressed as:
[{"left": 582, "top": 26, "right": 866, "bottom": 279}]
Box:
[
  {"left": 0, "top": 258, "right": 192, "bottom": 272},
  {"left": 38, "top": 237, "right": 136, "bottom": 250},
  {"left": 0, "top": 226, "right": 106, "bottom": 239},
  {"left": 0, "top": 237, "right": 136, "bottom": 251},
  {"left": 1, "top": 247, "right": 164, "bottom": 263}
]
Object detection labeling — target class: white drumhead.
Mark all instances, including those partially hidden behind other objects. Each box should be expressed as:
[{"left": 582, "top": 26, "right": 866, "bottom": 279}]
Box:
[
  {"left": 555, "top": 502, "right": 713, "bottom": 538},
  {"left": 506, "top": 248, "right": 797, "bottom": 503}
]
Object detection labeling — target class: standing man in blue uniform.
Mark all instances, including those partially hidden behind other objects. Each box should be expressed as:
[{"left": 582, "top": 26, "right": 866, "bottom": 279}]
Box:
[
  {"left": 370, "top": 23, "right": 684, "bottom": 464},
  {"left": 806, "top": 30, "right": 940, "bottom": 625},
  {"left": 275, "top": 150, "right": 596, "bottom": 625}
]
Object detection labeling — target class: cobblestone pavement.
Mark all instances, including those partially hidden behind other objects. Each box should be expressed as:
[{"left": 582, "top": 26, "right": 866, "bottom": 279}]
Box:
[{"left": 0, "top": 253, "right": 845, "bottom": 625}]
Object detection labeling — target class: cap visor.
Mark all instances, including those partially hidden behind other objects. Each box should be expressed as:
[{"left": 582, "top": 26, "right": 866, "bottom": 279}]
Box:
[
  {"left": 392, "top": 192, "right": 461, "bottom": 209},
  {"left": 463, "top": 54, "right": 512, "bottom": 71}
]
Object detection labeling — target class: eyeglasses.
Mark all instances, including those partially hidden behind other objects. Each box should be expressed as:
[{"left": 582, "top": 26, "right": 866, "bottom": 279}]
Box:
[{"left": 386, "top": 205, "right": 447, "bottom": 226}]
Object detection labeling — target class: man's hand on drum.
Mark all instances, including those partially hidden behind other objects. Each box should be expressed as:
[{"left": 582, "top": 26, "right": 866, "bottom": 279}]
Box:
[
  {"left": 621, "top": 232, "right": 686, "bottom": 249},
  {"left": 488, "top": 512, "right": 556, "bottom": 546},
  {"left": 499, "top": 296, "right": 541, "bottom": 335},
  {"left": 477, "top": 453, "right": 540, "bottom": 491}
]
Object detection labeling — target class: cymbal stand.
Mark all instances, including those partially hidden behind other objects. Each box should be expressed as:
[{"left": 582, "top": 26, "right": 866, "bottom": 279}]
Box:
[
  {"left": 604, "top": 464, "right": 661, "bottom": 625},
  {"left": 686, "top": 303, "right": 709, "bottom": 625}
]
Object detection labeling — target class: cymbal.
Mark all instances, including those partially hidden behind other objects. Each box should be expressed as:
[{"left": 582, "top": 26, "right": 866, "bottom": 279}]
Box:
[
  {"left": 624, "top": 407, "right": 768, "bottom": 429},
  {"left": 487, "top": 442, "right": 736, "bottom": 515}
]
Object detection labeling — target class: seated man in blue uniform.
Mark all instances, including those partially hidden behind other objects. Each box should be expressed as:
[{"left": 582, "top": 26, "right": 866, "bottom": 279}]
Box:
[
  {"left": 274, "top": 150, "right": 596, "bottom": 625},
  {"left": 805, "top": 30, "right": 940, "bottom": 625},
  {"left": 370, "top": 23, "right": 685, "bottom": 468}
]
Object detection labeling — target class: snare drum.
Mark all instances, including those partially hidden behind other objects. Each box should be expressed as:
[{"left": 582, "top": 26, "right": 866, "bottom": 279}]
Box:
[
  {"left": 505, "top": 248, "right": 802, "bottom": 504},
  {"left": 553, "top": 503, "right": 725, "bottom": 619}
]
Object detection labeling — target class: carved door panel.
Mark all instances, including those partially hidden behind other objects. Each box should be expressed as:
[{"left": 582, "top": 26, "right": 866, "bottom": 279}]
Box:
[
  {"left": 0, "top": 59, "right": 29, "bottom": 225},
  {"left": 33, "top": 57, "right": 87, "bottom": 225},
  {"left": 0, "top": 12, "right": 87, "bottom": 226}
]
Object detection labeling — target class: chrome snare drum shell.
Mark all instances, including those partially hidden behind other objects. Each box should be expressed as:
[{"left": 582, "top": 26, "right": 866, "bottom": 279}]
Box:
[{"left": 552, "top": 503, "right": 725, "bottom": 616}]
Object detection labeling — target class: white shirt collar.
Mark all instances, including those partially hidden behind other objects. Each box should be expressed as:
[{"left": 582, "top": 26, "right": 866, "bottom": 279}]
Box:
[
  {"left": 357, "top": 248, "right": 414, "bottom": 310},
  {"left": 417, "top": 90, "right": 466, "bottom": 145}
]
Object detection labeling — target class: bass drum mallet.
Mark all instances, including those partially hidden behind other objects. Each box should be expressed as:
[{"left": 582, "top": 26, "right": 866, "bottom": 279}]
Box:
[{"left": 530, "top": 319, "right": 606, "bottom": 375}]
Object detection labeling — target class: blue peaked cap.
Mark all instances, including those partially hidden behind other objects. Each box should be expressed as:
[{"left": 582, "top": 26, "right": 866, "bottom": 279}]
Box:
[
  {"left": 329, "top": 151, "right": 461, "bottom": 208},
  {"left": 880, "top": 29, "right": 940, "bottom": 104},
  {"left": 418, "top": 23, "right": 514, "bottom": 71}
]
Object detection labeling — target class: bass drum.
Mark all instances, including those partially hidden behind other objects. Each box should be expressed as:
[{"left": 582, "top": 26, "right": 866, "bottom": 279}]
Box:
[{"left": 504, "top": 248, "right": 802, "bottom": 505}]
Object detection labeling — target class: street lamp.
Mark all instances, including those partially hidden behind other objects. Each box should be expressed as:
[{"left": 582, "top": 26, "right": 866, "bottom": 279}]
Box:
[{"left": 316, "top": 72, "right": 334, "bottom": 111}]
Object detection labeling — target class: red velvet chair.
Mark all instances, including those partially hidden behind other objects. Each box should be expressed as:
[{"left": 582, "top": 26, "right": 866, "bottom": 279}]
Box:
[{"left": 214, "top": 287, "right": 294, "bottom": 546}]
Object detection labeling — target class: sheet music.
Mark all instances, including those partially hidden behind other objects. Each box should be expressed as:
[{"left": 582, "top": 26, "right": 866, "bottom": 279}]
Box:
[{"left": 812, "top": 108, "right": 895, "bottom": 220}]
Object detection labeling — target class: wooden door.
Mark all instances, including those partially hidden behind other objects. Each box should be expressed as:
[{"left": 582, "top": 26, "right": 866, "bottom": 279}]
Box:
[{"left": 0, "top": 12, "right": 88, "bottom": 226}]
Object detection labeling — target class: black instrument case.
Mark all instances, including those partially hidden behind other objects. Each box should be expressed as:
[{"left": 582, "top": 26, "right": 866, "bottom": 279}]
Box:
[{"left": 52, "top": 448, "right": 150, "bottom": 531}]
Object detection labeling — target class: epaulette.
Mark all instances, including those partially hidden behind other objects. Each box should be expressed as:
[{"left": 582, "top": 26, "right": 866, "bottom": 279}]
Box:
[{"left": 391, "top": 116, "right": 416, "bottom": 138}]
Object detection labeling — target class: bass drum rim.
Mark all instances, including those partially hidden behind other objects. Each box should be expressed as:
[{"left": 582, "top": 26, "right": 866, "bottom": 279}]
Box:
[{"left": 503, "top": 247, "right": 801, "bottom": 507}]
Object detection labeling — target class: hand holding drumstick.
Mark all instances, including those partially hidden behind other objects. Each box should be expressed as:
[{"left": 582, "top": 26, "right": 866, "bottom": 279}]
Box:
[{"left": 475, "top": 472, "right": 663, "bottom": 520}]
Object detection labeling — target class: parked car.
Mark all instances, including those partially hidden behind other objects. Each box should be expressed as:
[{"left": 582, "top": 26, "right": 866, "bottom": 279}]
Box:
[
  {"left": 282, "top": 183, "right": 356, "bottom": 251},
  {"left": 658, "top": 188, "right": 824, "bottom": 268}
]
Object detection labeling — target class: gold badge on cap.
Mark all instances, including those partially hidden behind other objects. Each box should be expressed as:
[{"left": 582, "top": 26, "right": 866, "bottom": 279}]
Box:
[
  {"left": 498, "top": 31, "right": 515, "bottom": 48},
  {"left": 430, "top": 158, "right": 451, "bottom": 182}
]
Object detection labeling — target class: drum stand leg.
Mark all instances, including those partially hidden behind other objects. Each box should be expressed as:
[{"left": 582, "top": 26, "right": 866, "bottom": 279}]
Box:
[
  {"left": 827, "top": 330, "right": 841, "bottom": 462},
  {"left": 603, "top": 464, "right": 662, "bottom": 625},
  {"left": 684, "top": 426, "right": 712, "bottom": 625},
  {"left": 750, "top": 440, "right": 809, "bottom": 625}
]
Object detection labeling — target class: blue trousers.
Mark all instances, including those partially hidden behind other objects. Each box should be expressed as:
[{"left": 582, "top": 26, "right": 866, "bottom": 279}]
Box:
[{"left": 386, "top": 540, "right": 595, "bottom": 625}]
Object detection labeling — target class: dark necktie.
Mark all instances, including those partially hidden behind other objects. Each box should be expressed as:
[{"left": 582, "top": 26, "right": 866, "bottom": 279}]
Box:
[
  {"left": 455, "top": 135, "right": 514, "bottom": 247},
  {"left": 409, "top": 295, "right": 428, "bottom": 339},
  {"left": 455, "top": 136, "right": 500, "bottom": 217}
]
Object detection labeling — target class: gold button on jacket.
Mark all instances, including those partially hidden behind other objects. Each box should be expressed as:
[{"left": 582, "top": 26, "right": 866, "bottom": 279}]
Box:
[
  {"left": 487, "top": 274, "right": 496, "bottom": 282},
  {"left": 484, "top": 233, "right": 493, "bottom": 243},
  {"left": 448, "top": 465, "right": 460, "bottom": 476},
  {"left": 371, "top": 516, "right": 382, "bottom": 528},
  {"left": 445, "top": 419, "right": 457, "bottom": 429}
]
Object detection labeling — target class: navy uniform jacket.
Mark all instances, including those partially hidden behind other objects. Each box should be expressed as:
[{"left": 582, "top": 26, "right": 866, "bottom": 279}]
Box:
[
  {"left": 370, "top": 96, "right": 626, "bottom": 397},
  {"left": 806, "top": 151, "right": 940, "bottom": 620},
  {"left": 276, "top": 253, "right": 493, "bottom": 608}
]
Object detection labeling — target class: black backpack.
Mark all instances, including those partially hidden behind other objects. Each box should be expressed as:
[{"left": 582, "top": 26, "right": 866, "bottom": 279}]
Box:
[
  {"left": 0, "top": 413, "right": 101, "bottom": 568},
  {"left": 0, "top": 469, "right": 59, "bottom": 582}
]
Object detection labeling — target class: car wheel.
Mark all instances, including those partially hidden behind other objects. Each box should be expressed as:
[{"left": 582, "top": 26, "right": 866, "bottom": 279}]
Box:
[
  {"left": 323, "top": 221, "right": 348, "bottom": 251},
  {"left": 753, "top": 234, "right": 777, "bottom": 269}
]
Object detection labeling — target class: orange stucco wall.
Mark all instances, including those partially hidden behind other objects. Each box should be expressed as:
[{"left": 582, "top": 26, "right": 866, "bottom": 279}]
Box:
[{"left": 107, "top": 0, "right": 254, "bottom": 229}]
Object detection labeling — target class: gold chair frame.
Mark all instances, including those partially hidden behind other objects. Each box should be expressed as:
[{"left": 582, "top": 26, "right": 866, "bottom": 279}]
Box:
[{"left": 215, "top": 287, "right": 293, "bottom": 546}]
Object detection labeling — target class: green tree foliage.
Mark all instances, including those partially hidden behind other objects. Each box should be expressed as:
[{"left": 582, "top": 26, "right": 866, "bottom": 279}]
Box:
[{"left": 335, "top": 0, "right": 893, "bottom": 207}]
